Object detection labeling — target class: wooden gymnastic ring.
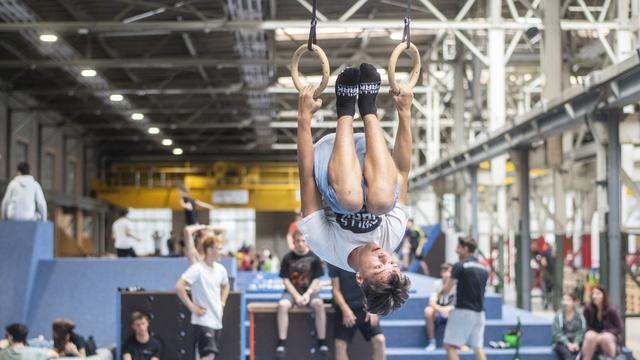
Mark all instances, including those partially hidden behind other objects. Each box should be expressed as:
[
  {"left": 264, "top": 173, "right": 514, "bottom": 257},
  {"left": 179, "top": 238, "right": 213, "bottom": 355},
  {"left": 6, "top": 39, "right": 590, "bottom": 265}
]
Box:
[
  {"left": 388, "top": 42, "right": 421, "bottom": 95},
  {"left": 291, "top": 43, "right": 330, "bottom": 98}
]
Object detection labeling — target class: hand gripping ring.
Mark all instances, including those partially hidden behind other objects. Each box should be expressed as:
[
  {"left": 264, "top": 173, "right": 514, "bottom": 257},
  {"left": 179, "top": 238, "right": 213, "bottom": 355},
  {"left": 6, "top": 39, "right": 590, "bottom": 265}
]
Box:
[
  {"left": 388, "top": 42, "right": 421, "bottom": 95},
  {"left": 291, "top": 43, "right": 330, "bottom": 98}
]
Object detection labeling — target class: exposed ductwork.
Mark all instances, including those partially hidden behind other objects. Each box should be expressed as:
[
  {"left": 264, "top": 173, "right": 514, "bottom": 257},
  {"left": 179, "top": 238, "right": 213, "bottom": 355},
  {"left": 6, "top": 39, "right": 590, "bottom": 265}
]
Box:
[{"left": 226, "top": 0, "right": 276, "bottom": 150}]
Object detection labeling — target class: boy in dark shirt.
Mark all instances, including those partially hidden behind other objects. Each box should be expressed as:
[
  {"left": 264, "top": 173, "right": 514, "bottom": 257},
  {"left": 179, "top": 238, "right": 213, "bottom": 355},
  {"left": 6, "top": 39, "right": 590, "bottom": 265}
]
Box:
[
  {"left": 122, "top": 312, "right": 162, "bottom": 360},
  {"left": 440, "top": 236, "right": 489, "bottom": 360},
  {"left": 329, "top": 264, "right": 385, "bottom": 360},
  {"left": 276, "top": 231, "right": 327, "bottom": 358}
]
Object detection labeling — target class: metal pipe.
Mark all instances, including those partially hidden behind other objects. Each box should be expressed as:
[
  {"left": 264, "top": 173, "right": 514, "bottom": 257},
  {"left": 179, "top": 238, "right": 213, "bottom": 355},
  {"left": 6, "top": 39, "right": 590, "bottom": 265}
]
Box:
[
  {"left": 606, "top": 108, "right": 623, "bottom": 312},
  {"left": 470, "top": 165, "right": 478, "bottom": 241},
  {"left": 0, "top": 19, "right": 624, "bottom": 32},
  {"left": 517, "top": 147, "right": 532, "bottom": 311}
]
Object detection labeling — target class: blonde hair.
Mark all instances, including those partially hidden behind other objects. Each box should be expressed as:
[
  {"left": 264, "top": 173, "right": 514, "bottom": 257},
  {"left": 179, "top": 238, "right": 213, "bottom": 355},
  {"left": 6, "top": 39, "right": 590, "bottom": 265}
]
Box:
[{"left": 201, "top": 235, "right": 224, "bottom": 252}]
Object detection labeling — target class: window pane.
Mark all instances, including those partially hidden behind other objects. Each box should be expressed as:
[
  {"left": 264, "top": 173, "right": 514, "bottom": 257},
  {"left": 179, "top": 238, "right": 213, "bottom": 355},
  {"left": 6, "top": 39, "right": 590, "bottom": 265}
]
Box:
[
  {"left": 42, "top": 153, "right": 55, "bottom": 191},
  {"left": 66, "top": 161, "right": 77, "bottom": 194},
  {"left": 128, "top": 209, "right": 173, "bottom": 256},
  {"left": 15, "top": 141, "right": 28, "bottom": 165}
]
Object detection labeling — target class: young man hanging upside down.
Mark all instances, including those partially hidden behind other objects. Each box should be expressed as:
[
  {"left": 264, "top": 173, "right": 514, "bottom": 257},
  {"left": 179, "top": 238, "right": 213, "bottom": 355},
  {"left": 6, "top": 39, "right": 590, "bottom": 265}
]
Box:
[{"left": 296, "top": 63, "right": 413, "bottom": 315}]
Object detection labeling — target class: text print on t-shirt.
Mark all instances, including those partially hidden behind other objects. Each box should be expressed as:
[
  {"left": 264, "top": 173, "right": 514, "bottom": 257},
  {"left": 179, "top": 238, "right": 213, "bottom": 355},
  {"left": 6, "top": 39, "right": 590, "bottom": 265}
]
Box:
[{"left": 336, "top": 210, "right": 382, "bottom": 234}]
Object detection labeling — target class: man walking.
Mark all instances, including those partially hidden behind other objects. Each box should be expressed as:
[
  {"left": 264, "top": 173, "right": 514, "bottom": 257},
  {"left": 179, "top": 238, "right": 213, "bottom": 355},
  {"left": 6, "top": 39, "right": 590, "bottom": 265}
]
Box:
[
  {"left": 330, "top": 264, "right": 385, "bottom": 360},
  {"left": 441, "top": 237, "right": 489, "bottom": 360},
  {"left": 112, "top": 209, "right": 141, "bottom": 257},
  {"left": 1, "top": 162, "right": 47, "bottom": 221}
]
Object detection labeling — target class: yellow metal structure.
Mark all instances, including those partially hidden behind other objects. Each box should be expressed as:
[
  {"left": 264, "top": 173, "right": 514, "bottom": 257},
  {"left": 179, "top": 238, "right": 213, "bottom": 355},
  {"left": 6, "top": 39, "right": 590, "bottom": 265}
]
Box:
[{"left": 93, "top": 162, "right": 301, "bottom": 211}]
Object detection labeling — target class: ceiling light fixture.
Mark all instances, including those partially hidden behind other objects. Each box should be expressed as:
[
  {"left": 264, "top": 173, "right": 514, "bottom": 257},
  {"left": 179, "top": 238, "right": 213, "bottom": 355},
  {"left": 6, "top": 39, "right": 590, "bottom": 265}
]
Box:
[
  {"left": 148, "top": 127, "right": 160, "bottom": 134},
  {"left": 131, "top": 113, "right": 145, "bottom": 121},
  {"left": 81, "top": 69, "right": 97, "bottom": 77},
  {"left": 39, "top": 34, "right": 58, "bottom": 42},
  {"left": 109, "top": 94, "right": 124, "bottom": 102},
  {"left": 389, "top": 31, "right": 403, "bottom": 41},
  {"left": 161, "top": 139, "right": 173, "bottom": 146},
  {"left": 172, "top": 148, "right": 183, "bottom": 155}
]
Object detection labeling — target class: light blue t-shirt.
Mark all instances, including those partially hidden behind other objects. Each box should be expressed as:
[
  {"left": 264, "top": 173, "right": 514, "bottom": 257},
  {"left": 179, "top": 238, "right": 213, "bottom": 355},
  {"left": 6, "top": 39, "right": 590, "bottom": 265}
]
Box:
[{"left": 0, "top": 346, "right": 48, "bottom": 360}]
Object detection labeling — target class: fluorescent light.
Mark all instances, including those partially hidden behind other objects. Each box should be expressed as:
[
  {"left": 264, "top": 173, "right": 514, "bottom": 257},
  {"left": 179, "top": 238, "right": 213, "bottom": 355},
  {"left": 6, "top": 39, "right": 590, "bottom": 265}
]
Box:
[
  {"left": 172, "top": 148, "right": 183, "bottom": 155},
  {"left": 161, "top": 139, "right": 173, "bottom": 146},
  {"left": 81, "top": 69, "right": 97, "bottom": 77},
  {"left": 148, "top": 127, "right": 160, "bottom": 134},
  {"left": 109, "top": 94, "right": 124, "bottom": 102},
  {"left": 39, "top": 34, "right": 58, "bottom": 42},
  {"left": 131, "top": 113, "right": 145, "bottom": 121},
  {"left": 389, "top": 31, "right": 403, "bottom": 41}
]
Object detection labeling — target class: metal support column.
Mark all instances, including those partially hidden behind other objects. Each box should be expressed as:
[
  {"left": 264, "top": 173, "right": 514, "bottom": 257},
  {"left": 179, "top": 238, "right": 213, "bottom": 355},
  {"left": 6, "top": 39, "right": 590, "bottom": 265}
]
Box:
[
  {"left": 605, "top": 109, "right": 624, "bottom": 312},
  {"left": 454, "top": 54, "right": 467, "bottom": 232},
  {"left": 470, "top": 165, "right": 479, "bottom": 241},
  {"left": 517, "top": 147, "right": 532, "bottom": 310},
  {"left": 489, "top": 0, "right": 507, "bottom": 258},
  {"left": 542, "top": 0, "right": 565, "bottom": 310}
]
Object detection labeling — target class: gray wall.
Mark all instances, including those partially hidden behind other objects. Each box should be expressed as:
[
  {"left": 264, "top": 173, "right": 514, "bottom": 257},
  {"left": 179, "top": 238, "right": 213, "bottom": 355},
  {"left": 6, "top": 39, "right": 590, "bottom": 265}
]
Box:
[{"left": 0, "top": 92, "right": 94, "bottom": 199}]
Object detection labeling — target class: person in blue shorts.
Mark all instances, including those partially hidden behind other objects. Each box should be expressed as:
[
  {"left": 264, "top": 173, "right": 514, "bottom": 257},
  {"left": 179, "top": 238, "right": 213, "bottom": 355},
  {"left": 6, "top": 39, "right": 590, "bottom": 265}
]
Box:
[{"left": 296, "top": 63, "right": 413, "bottom": 315}]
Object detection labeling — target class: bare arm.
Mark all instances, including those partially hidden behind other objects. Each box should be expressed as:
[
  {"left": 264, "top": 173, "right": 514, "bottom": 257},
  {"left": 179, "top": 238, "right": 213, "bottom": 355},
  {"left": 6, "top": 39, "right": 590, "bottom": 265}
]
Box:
[
  {"left": 305, "top": 278, "right": 322, "bottom": 296},
  {"left": 221, "top": 282, "right": 230, "bottom": 307},
  {"left": 297, "top": 85, "right": 324, "bottom": 217},
  {"left": 390, "top": 86, "right": 413, "bottom": 205},
  {"left": 282, "top": 278, "right": 301, "bottom": 300},
  {"left": 176, "top": 278, "right": 206, "bottom": 315},
  {"left": 122, "top": 354, "right": 132, "bottom": 360},
  {"left": 195, "top": 199, "right": 216, "bottom": 210},
  {"left": 183, "top": 225, "right": 205, "bottom": 264},
  {"left": 331, "top": 277, "right": 350, "bottom": 312}
]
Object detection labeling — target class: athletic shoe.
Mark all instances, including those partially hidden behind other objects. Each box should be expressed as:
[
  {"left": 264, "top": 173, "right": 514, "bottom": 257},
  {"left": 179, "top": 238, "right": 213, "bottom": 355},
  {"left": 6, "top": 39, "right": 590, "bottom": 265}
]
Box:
[
  {"left": 425, "top": 341, "right": 437, "bottom": 351},
  {"left": 317, "top": 344, "right": 329, "bottom": 358},
  {"left": 275, "top": 344, "right": 286, "bottom": 359}
]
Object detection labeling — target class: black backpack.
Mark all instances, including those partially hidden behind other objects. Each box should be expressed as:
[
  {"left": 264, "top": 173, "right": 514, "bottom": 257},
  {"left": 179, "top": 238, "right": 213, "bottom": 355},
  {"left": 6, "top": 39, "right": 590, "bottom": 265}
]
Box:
[{"left": 84, "top": 335, "right": 98, "bottom": 356}]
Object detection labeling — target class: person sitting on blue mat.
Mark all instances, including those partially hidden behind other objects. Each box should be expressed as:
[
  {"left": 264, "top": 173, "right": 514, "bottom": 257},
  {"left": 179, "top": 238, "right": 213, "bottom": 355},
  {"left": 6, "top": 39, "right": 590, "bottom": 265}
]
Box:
[
  {"left": 0, "top": 323, "right": 56, "bottom": 360},
  {"left": 295, "top": 64, "right": 412, "bottom": 316},
  {"left": 424, "top": 263, "right": 456, "bottom": 351},
  {"left": 551, "top": 293, "right": 585, "bottom": 360}
]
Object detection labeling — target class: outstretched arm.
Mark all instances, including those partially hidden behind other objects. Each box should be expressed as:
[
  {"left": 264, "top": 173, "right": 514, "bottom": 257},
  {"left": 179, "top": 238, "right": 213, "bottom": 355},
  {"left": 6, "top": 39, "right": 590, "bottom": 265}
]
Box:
[
  {"left": 390, "top": 86, "right": 413, "bottom": 205},
  {"left": 298, "top": 85, "right": 324, "bottom": 217},
  {"left": 195, "top": 199, "right": 216, "bottom": 210}
]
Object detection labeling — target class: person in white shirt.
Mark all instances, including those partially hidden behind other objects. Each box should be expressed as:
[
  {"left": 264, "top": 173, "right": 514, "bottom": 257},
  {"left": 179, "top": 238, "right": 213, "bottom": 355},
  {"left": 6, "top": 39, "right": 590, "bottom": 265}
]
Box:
[
  {"left": 1, "top": 163, "right": 47, "bottom": 221},
  {"left": 424, "top": 263, "right": 457, "bottom": 351},
  {"left": 296, "top": 66, "right": 414, "bottom": 316},
  {"left": 112, "top": 209, "right": 141, "bottom": 257},
  {"left": 176, "top": 235, "right": 230, "bottom": 360}
]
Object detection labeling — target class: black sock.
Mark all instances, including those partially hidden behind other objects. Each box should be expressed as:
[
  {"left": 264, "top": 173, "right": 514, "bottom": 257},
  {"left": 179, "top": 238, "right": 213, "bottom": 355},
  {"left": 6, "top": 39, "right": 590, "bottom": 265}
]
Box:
[
  {"left": 357, "top": 63, "right": 381, "bottom": 117},
  {"left": 317, "top": 339, "right": 326, "bottom": 348},
  {"left": 335, "top": 67, "right": 359, "bottom": 118},
  {"left": 277, "top": 339, "right": 286, "bottom": 347}
]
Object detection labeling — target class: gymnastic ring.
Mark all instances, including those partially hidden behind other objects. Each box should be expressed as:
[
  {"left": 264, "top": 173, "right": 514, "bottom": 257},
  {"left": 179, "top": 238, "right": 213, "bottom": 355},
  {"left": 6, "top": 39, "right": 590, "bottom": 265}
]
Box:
[
  {"left": 291, "top": 43, "right": 330, "bottom": 98},
  {"left": 388, "top": 42, "right": 421, "bottom": 95}
]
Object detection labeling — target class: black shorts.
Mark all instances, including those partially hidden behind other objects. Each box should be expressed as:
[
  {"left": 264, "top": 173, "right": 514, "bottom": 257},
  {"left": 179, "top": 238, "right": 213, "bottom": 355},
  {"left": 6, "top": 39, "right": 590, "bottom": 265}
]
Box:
[
  {"left": 116, "top": 248, "right": 137, "bottom": 257},
  {"left": 334, "top": 306, "right": 383, "bottom": 342},
  {"left": 193, "top": 325, "right": 221, "bottom": 357}
]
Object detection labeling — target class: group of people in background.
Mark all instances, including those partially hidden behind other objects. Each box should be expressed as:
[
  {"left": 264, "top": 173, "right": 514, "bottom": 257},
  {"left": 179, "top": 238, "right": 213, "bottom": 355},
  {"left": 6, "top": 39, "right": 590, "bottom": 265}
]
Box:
[
  {"left": 553, "top": 286, "right": 624, "bottom": 360},
  {"left": 0, "top": 319, "right": 98, "bottom": 359}
]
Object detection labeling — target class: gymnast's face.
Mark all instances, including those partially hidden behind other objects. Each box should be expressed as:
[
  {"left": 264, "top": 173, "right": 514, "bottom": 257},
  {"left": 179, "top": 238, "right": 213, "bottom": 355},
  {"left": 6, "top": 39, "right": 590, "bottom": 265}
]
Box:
[{"left": 356, "top": 243, "right": 401, "bottom": 285}]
